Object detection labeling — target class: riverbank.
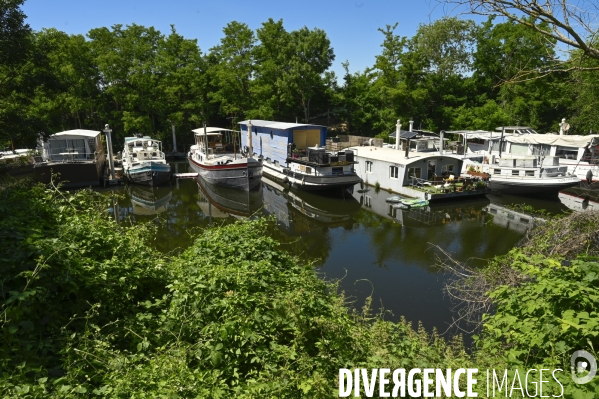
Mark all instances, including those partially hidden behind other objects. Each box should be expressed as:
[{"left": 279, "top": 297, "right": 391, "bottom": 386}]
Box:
[{"left": 1, "top": 180, "right": 596, "bottom": 397}]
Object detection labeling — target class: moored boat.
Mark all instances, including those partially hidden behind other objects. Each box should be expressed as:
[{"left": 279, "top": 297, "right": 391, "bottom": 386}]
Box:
[
  {"left": 488, "top": 156, "right": 579, "bottom": 195},
  {"left": 238, "top": 120, "right": 362, "bottom": 192},
  {"left": 188, "top": 125, "right": 262, "bottom": 191},
  {"left": 122, "top": 134, "right": 171, "bottom": 186},
  {"left": 34, "top": 129, "right": 106, "bottom": 187}
]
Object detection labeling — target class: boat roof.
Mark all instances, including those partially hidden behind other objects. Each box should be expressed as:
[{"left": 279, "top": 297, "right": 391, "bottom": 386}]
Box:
[
  {"left": 50, "top": 129, "right": 100, "bottom": 138},
  {"left": 388, "top": 130, "right": 438, "bottom": 139},
  {"left": 125, "top": 136, "right": 161, "bottom": 143},
  {"left": 238, "top": 119, "right": 325, "bottom": 130},
  {"left": 192, "top": 127, "right": 239, "bottom": 136},
  {"left": 495, "top": 126, "right": 539, "bottom": 134},
  {"left": 506, "top": 134, "right": 599, "bottom": 147},
  {"left": 446, "top": 130, "right": 513, "bottom": 140},
  {"left": 348, "top": 146, "right": 463, "bottom": 165}
]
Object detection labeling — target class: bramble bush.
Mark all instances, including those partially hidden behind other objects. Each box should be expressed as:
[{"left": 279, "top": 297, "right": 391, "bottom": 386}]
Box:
[{"left": 1, "top": 180, "right": 598, "bottom": 397}]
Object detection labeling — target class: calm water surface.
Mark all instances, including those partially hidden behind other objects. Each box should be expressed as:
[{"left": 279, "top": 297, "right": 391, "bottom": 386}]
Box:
[{"left": 104, "top": 162, "right": 572, "bottom": 341}]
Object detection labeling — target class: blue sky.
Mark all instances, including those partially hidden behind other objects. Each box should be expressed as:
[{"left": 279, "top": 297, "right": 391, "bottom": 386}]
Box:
[{"left": 21, "top": 0, "right": 473, "bottom": 77}]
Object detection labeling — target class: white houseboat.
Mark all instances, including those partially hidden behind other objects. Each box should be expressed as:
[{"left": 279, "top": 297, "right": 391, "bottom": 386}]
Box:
[
  {"left": 188, "top": 125, "right": 262, "bottom": 191},
  {"left": 447, "top": 125, "right": 599, "bottom": 182},
  {"left": 122, "top": 135, "right": 171, "bottom": 186},
  {"left": 35, "top": 129, "right": 106, "bottom": 187},
  {"left": 238, "top": 120, "right": 362, "bottom": 192},
  {"left": 487, "top": 155, "right": 579, "bottom": 195}
]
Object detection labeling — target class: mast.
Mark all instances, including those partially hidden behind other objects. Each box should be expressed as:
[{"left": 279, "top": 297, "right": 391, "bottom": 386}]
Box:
[
  {"left": 248, "top": 120, "right": 253, "bottom": 158},
  {"left": 203, "top": 121, "right": 208, "bottom": 157}
]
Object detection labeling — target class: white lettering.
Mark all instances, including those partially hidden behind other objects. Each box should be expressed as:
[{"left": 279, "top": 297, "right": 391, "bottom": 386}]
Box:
[
  {"left": 379, "top": 368, "right": 390, "bottom": 397},
  {"left": 354, "top": 369, "right": 360, "bottom": 397},
  {"left": 392, "top": 369, "right": 406, "bottom": 397},
  {"left": 526, "top": 369, "right": 538, "bottom": 397},
  {"left": 510, "top": 369, "right": 525, "bottom": 397},
  {"left": 362, "top": 368, "right": 377, "bottom": 397},
  {"left": 552, "top": 369, "right": 564, "bottom": 398},
  {"left": 492, "top": 369, "right": 508, "bottom": 397},
  {"left": 540, "top": 369, "right": 549, "bottom": 397},
  {"left": 454, "top": 368, "right": 465, "bottom": 397},
  {"left": 408, "top": 369, "right": 422, "bottom": 397},
  {"left": 467, "top": 369, "right": 478, "bottom": 397},
  {"left": 423, "top": 369, "right": 434, "bottom": 397},
  {"left": 339, "top": 369, "right": 352, "bottom": 397},
  {"left": 437, "top": 369, "right": 452, "bottom": 397}
]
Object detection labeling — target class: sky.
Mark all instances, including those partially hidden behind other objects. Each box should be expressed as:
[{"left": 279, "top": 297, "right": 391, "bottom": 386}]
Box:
[{"left": 21, "top": 0, "right": 473, "bottom": 78}]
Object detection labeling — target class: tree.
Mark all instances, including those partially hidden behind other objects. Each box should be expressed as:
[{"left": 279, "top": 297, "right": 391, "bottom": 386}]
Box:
[
  {"left": 285, "top": 27, "right": 335, "bottom": 123},
  {"left": 208, "top": 21, "right": 256, "bottom": 119},
  {"left": 251, "top": 18, "right": 293, "bottom": 120},
  {"left": 438, "top": 0, "right": 599, "bottom": 79},
  {"left": 0, "top": 0, "right": 32, "bottom": 148}
]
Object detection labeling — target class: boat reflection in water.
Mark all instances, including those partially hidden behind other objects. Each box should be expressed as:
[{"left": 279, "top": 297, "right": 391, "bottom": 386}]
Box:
[
  {"left": 559, "top": 187, "right": 599, "bottom": 212},
  {"left": 128, "top": 184, "right": 173, "bottom": 216},
  {"left": 195, "top": 175, "right": 263, "bottom": 221},
  {"left": 261, "top": 177, "right": 361, "bottom": 231},
  {"left": 352, "top": 187, "right": 491, "bottom": 228}
]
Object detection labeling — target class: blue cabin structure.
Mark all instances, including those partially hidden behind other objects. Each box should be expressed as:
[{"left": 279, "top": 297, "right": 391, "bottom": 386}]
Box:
[{"left": 239, "top": 120, "right": 327, "bottom": 164}]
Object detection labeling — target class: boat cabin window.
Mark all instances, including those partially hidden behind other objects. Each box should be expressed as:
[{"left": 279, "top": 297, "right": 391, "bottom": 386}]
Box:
[
  {"left": 366, "top": 161, "right": 373, "bottom": 173},
  {"left": 525, "top": 170, "right": 535, "bottom": 176},
  {"left": 512, "top": 170, "right": 520, "bottom": 176},
  {"left": 490, "top": 141, "right": 507, "bottom": 152},
  {"left": 441, "top": 164, "right": 455, "bottom": 176},
  {"left": 332, "top": 167, "right": 343, "bottom": 175},
  {"left": 509, "top": 143, "right": 529, "bottom": 155},
  {"left": 152, "top": 152, "right": 157, "bottom": 156},
  {"left": 390, "top": 166, "right": 399, "bottom": 179},
  {"left": 532, "top": 144, "right": 551, "bottom": 156},
  {"left": 132, "top": 153, "right": 137, "bottom": 158},
  {"left": 555, "top": 146, "right": 578, "bottom": 160},
  {"left": 407, "top": 167, "right": 421, "bottom": 179},
  {"left": 49, "top": 138, "right": 87, "bottom": 160},
  {"left": 493, "top": 169, "right": 501, "bottom": 174}
]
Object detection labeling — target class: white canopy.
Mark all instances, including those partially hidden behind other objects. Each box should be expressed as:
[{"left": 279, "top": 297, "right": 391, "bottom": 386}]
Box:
[
  {"left": 445, "top": 130, "right": 510, "bottom": 140},
  {"left": 50, "top": 129, "right": 100, "bottom": 138},
  {"left": 505, "top": 134, "right": 599, "bottom": 147},
  {"left": 192, "top": 127, "right": 238, "bottom": 136}
]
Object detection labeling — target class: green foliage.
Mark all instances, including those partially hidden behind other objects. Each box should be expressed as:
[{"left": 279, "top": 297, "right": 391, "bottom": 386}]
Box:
[{"left": 482, "top": 252, "right": 599, "bottom": 364}]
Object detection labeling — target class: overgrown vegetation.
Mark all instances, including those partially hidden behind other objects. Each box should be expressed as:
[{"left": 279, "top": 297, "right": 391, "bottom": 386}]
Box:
[{"left": 1, "top": 179, "right": 598, "bottom": 397}]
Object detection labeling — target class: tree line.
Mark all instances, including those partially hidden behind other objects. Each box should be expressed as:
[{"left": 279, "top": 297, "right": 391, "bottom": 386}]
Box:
[{"left": 1, "top": 0, "right": 598, "bottom": 151}]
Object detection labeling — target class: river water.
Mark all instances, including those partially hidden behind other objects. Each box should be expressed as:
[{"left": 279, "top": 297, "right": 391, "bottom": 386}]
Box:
[{"left": 105, "top": 161, "right": 578, "bottom": 342}]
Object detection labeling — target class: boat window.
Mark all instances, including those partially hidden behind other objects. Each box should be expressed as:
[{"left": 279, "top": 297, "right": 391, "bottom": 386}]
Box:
[
  {"left": 152, "top": 152, "right": 157, "bottom": 156},
  {"left": 525, "top": 170, "right": 535, "bottom": 176},
  {"left": 494, "top": 169, "right": 501, "bottom": 174},
  {"left": 332, "top": 167, "right": 343, "bottom": 175},
  {"left": 490, "top": 141, "right": 507, "bottom": 152},
  {"left": 407, "top": 167, "right": 421, "bottom": 179},
  {"left": 305, "top": 167, "right": 312, "bottom": 174},
  {"left": 509, "top": 143, "right": 529, "bottom": 155},
  {"left": 390, "top": 166, "right": 399, "bottom": 179},
  {"left": 133, "top": 153, "right": 137, "bottom": 158},
  {"left": 532, "top": 144, "right": 551, "bottom": 156},
  {"left": 442, "top": 164, "right": 455, "bottom": 176},
  {"left": 512, "top": 170, "right": 520, "bottom": 176},
  {"left": 365, "top": 196, "right": 372, "bottom": 208},
  {"left": 366, "top": 161, "right": 373, "bottom": 173},
  {"left": 555, "top": 146, "right": 578, "bottom": 160}
]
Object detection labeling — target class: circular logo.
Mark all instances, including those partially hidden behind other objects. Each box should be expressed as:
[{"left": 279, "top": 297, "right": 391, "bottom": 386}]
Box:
[{"left": 571, "top": 350, "right": 597, "bottom": 384}]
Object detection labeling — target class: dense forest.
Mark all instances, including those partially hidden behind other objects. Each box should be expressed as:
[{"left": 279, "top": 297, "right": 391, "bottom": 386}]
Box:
[{"left": 1, "top": 0, "right": 598, "bottom": 153}]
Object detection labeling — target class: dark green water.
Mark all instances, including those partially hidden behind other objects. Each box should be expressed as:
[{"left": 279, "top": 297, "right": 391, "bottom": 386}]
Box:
[{"left": 105, "top": 161, "right": 572, "bottom": 340}]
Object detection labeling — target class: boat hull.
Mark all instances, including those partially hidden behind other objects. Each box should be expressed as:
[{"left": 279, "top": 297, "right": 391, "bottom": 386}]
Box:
[
  {"left": 489, "top": 177, "right": 580, "bottom": 195},
  {"left": 263, "top": 162, "right": 362, "bottom": 192},
  {"left": 188, "top": 157, "right": 262, "bottom": 191},
  {"left": 34, "top": 159, "right": 105, "bottom": 188},
  {"left": 125, "top": 162, "right": 172, "bottom": 186}
]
